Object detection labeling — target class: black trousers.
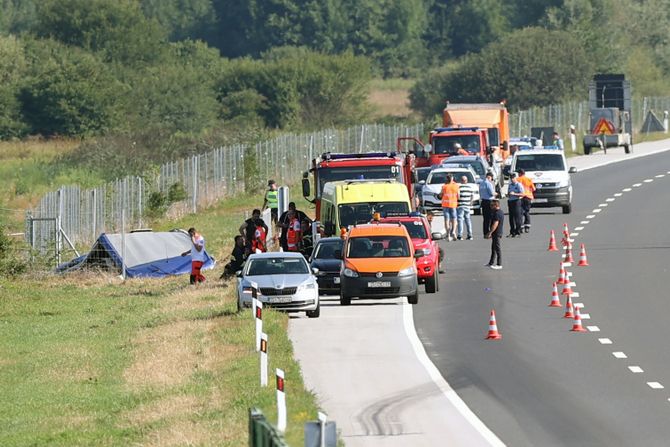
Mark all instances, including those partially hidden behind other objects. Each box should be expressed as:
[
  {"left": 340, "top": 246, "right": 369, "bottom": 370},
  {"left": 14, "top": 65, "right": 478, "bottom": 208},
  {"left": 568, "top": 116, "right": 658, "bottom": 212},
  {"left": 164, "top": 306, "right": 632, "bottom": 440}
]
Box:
[
  {"left": 521, "top": 198, "right": 532, "bottom": 229},
  {"left": 508, "top": 200, "right": 522, "bottom": 235},
  {"left": 481, "top": 199, "right": 492, "bottom": 235},
  {"left": 489, "top": 235, "right": 502, "bottom": 266}
]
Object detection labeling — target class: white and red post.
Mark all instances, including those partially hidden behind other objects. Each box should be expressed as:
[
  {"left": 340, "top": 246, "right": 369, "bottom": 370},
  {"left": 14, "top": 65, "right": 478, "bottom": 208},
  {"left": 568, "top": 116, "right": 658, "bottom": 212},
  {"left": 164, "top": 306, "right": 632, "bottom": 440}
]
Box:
[
  {"left": 276, "top": 368, "right": 287, "bottom": 432},
  {"left": 260, "top": 333, "right": 268, "bottom": 387}
]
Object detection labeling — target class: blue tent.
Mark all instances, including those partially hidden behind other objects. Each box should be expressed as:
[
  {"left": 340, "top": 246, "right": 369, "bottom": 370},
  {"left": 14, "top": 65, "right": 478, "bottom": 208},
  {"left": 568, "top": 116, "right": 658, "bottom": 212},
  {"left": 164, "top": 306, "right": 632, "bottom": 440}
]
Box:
[{"left": 57, "top": 230, "right": 215, "bottom": 278}]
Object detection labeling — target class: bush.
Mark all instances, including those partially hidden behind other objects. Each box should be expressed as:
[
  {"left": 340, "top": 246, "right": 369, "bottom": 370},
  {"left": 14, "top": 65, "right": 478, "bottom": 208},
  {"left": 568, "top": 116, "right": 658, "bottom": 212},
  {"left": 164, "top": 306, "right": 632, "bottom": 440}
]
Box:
[
  {"left": 0, "top": 223, "right": 27, "bottom": 277},
  {"left": 167, "top": 182, "right": 187, "bottom": 202},
  {"left": 145, "top": 190, "right": 168, "bottom": 217}
]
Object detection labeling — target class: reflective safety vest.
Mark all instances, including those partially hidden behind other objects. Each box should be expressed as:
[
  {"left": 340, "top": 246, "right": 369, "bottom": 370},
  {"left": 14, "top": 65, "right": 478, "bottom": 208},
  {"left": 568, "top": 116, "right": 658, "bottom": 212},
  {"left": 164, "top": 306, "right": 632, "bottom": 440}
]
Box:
[
  {"left": 518, "top": 176, "right": 536, "bottom": 200},
  {"left": 286, "top": 218, "right": 301, "bottom": 251},
  {"left": 266, "top": 189, "right": 278, "bottom": 208},
  {"left": 441, "top": 183, "right": 459, "bottom": 208},
  {"left": 252, "top": 225, "right": 267, "bottom": 253}
]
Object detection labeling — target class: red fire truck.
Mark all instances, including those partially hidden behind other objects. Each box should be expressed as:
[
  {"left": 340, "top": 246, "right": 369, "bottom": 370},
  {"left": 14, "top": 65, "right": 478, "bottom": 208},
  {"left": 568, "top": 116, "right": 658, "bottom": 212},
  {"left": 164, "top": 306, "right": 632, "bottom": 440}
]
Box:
[
  {"left": 398, "top": 127, "right": 490, "bottom": 168},
  {"left": 302, "top": 151, "right": 416, "bottom": 216}
]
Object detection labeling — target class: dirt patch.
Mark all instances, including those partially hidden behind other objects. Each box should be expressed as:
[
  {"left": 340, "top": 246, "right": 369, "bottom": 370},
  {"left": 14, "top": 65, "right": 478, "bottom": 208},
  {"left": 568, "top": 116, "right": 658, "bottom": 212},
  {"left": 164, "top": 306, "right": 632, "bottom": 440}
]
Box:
[{"left": 123, "top": 320, "right": 200, "bottom": 390}]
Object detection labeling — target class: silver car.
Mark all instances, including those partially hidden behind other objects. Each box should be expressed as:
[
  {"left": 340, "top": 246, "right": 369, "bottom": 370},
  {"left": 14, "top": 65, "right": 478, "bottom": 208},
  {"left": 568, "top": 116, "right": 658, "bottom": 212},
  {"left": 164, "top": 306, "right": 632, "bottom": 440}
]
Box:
[{"left": 237, "top": 252, "right": 320, "bottom": 318}]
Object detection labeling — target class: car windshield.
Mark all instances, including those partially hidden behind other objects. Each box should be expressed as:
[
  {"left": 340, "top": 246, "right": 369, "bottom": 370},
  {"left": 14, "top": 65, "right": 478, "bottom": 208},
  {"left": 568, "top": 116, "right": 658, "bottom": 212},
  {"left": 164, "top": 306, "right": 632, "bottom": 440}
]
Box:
[
  {"left": 443, "top": 160, "right": 486, "bottom": 176},
  {"left": 515, "top": 154, "right": 565, "bottom": 172},
  {"left": 400, "top": 221, "right": 427, "bottom": 239},
  {"left": 246, "top": 257, "right": 309, "bottom": 275},
  {"left": 416, "top": 168, "right": 431, "bottom": 183},
  {"left": 313, "top": 240, "right": 343, "bottom": 259},
  {"left": 428, "top": 171, "right": 475, "bottom": 184},
  {"left": 347, "top": 236, "right": 410, "bottom": 258},
  {"left": 317, "top": 166, "right": 403, "bottom": 196},
  {"left": 338, "top": 202, "right": 409, "bottom": 227},
  {"left": 433, "top": 135, "right": 481, "bottom": 155}
]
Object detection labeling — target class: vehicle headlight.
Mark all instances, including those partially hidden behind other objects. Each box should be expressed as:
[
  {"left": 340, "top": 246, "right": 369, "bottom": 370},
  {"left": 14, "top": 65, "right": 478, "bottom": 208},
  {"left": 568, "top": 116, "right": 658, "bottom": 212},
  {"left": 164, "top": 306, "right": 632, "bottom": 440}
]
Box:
[
  {"left": 298, "top": 282, "right": 317, "bottom": 291},
  {"left": 343, "top": 268, "right": 359, "bottom": 278},
  {"left": 420, "top": 249, "right": 431, "bottom": 256},
  {"left": 398, "top": 266, "right": 416, "bottom": 277}
]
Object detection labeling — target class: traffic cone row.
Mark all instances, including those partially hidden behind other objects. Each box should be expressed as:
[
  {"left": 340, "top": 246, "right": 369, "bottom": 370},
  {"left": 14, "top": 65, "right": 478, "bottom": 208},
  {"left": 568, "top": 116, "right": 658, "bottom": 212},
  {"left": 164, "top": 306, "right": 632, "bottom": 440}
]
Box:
[
  {"left": 563, "top": 245, "right": 574, "bottom": 263},
  {"left": 563, "top": 294, "right": 574, "bottom": 319},
  {"left": 557, "top": 263, "right": 567, "bottom": 284},
  {"left": 570, "top": 306, "right": 587, "bottom": 332}
]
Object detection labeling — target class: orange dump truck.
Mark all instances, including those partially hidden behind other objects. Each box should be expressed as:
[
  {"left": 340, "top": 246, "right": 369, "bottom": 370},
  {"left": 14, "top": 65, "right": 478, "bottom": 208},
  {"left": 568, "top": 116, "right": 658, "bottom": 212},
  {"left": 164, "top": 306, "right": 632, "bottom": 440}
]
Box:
[{"left": 443, "top": 102, "right": 510, "bottom": 163}]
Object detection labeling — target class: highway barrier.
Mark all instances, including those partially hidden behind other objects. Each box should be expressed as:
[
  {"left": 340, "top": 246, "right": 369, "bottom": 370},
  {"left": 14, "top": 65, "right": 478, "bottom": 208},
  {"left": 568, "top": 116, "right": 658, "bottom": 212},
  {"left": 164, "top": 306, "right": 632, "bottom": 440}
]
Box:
[{"left": 249, "top": 408, "right": 288, "bottom": 447}]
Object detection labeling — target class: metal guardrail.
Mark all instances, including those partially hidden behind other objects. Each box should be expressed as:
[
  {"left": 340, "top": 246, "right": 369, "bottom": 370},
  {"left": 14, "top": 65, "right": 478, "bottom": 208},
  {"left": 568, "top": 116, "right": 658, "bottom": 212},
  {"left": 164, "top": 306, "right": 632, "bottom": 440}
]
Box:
[{"left": 249, "top": 408, "right": 289, "bottom": 447}]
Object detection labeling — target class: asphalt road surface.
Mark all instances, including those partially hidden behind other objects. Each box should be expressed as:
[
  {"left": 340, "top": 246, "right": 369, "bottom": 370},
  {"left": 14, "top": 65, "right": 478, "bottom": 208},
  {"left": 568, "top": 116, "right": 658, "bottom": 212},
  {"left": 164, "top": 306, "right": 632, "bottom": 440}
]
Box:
[{"left": 290, "top": 139, "right": 670, "bottom": 446}]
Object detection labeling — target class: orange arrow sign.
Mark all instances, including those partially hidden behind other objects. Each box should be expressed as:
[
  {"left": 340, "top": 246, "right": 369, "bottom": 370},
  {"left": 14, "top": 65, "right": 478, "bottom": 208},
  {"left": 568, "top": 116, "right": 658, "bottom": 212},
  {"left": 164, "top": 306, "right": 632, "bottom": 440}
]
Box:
[{"left": 592, "top": 117, "right": 615, "bottom": 135}]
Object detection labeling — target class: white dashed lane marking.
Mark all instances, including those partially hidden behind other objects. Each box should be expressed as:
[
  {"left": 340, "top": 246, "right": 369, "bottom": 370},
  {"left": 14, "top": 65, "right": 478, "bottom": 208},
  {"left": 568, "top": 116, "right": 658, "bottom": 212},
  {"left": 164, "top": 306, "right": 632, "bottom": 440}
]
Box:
[
  {"left": 606, "top": 198, "right": 615, "bottom": 202},
  {"left": 581, "top": 313, "right": 591, "bottom": 319},
  {"left": 644, "top": 179, "right": 654, "bottom": 183},
  {"left": 570, "top": 232, "right": 579, "bottom": 237},
  {"left": 598, "top": 203, "right": 608, "bottom": 207},
  {"left": 586, "top": 214, "right": 596, "bottom": 219},
  {"left": 633, "top": 183, "right": 642, "bottom": 187},
  {"left": 571, "top": 292, "right": 580, "bottom": 298},
  {"left": 599, "top": 338, "right": 612, "bottom": 344},
  {"left": 613, "top": 352, "right": 628, "bottom": 359},
  {"left": 580, "top": 220, "right": 589, "bottom": 224},
  {"left": 575, "top": 226, "right": 584, "bottom": 231},
  {"left": 623, "top": 188, "right": 632, "bottom": 192},
  {"left": 592, "top": 209, "right": 602, "bottom": 213},
  {"left": 614, "top": 193, "right": 622, "bottom": 197},
  {"left": 656, "top": 174, "right": 665, "bottom": 178},
  {"left": 648, "top": 382, "right": 664, "bottom": 389},
  {"left": 629, "top": 366, "right": 644, "bottom": 373},
  {"left": 587, "top": 326, "right": 600, "bottom": 332}
]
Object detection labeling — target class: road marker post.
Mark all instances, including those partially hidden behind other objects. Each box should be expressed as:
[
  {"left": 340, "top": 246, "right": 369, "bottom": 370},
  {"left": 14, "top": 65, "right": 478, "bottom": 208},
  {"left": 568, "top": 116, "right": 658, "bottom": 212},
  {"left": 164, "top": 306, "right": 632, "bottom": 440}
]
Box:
[
  {"left": 276, "top": 368, "right": 287, "bottom": 432},
  {"left": 260, "top": 333, "right": 268, "bottom": 387},
  {"left": 251, "top": 282, "right": 258, "bottom": 319},
  {"left": 255, "top": 301, "right": 263, "bottom": 352}
]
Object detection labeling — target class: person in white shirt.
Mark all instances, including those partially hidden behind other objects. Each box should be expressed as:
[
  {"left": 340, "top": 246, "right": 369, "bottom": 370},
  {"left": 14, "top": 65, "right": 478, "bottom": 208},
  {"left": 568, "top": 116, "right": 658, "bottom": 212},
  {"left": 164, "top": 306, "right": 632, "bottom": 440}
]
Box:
[{"left": 181, "top": 227, "right": 206, "bottom": 284}]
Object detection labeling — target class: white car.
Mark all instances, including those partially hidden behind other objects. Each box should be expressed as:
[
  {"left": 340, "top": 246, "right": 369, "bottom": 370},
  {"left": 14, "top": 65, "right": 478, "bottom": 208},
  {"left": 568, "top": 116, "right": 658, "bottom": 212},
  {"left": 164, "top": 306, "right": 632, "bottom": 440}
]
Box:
[
  {"left": 509, "top": 147, "right": 576, "bottom": 214},
  {"left": 420, "top": 166, "right": 481, "bottom": 214},
  {"left": 237, "top": 252, "right": 320, "bottom": 318}
]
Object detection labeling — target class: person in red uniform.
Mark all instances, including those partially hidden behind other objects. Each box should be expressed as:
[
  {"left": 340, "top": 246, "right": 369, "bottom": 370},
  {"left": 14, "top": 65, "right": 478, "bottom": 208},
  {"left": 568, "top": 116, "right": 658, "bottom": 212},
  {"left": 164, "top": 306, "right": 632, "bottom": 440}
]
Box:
[
  {"left": 181, "top": 227, "right": 206, "bottom": 284},
  {"left": 286, "top": 210, "right": 302, "bottom": 252}
]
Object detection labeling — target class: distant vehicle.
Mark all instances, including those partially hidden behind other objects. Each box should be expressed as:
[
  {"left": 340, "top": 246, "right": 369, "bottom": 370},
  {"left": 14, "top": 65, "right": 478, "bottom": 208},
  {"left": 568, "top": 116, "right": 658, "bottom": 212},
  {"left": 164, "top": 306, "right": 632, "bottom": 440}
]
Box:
[
  {"left": 505, "top": 137, "right": 535, "bottom": 178},
  {"left": 338, "top": 223, "right": 422, "bottom": 305},
  {"left": 319, "top": 180, "right": 412, "bottom": 237},
  {"left": 420, "top": 166, "right": 481, "bottom": 214},
  {"left": 309, "top": 237, "right": 344, "bottom": 295},
  {"left": 583, "top": 74, "right": 632, "bottom": 155},
  {"left": 237, "top": 252, "right": 320, "bottom": 318},
  {"left": 509, "top": 147, "right": 576, "bottom": 214},
  {"left": 413, "top": 167, "right": 433, "bottom": 201},
  {"left": 302, "top": 151, "right": 415, "bottom": 217},
  {"left": 441, "top": 154, "right": 503, "bottom": 194},
  {"left": 378, "top": 214, "right": 442, "bottom": 293}
]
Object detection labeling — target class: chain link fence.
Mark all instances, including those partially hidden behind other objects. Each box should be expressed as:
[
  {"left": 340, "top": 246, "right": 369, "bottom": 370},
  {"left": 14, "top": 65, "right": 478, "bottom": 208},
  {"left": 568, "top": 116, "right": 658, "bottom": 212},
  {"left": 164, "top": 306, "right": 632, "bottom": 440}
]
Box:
[{"left": 27, "top": 124, "right": 425, "bottom": 255}]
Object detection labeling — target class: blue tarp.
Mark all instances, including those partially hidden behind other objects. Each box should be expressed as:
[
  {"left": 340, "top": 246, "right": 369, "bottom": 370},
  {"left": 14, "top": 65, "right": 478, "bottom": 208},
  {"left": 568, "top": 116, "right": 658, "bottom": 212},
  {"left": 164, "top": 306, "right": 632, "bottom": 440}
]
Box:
[{"left": 57, "top": 230, "right": 215, "bottom": 278}]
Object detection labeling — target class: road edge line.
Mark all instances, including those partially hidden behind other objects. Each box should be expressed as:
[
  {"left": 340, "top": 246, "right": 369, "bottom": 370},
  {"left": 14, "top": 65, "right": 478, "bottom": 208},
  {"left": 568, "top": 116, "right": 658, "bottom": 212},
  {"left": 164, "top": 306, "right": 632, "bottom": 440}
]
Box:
[
  {"left": 402, "top": 302, "right": 506, "bottom": 447},
  {"left": 575, "top": 142, "right": 670, "bottom": 173}
]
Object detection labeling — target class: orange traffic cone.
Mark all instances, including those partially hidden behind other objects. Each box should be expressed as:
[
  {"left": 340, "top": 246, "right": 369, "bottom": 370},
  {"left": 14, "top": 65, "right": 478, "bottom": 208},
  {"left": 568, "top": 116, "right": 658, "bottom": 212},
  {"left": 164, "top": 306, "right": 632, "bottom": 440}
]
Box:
[
  {"left": 564, "top": 245, "right": 574, "bottom": 263},
  {"left": 557, "top": 263, "right": 567, "bottom": 285},
  {"left": 570, "top": 306, "right": 587, "bottom": 332},
  {"left": 564, "top": 294, "right": 574, "bottom": 319},
  {"left": 486, "top": 310, "right": 502, "bottom": 340},
  {"left": 549, "top": 282, "right": 562, "bottom": 307},
  {"left": 547, "top": 230, "right": 558, "bottom": 251},
  {"left": 578, "top": 244, "right": 589, "bottom": 266}
]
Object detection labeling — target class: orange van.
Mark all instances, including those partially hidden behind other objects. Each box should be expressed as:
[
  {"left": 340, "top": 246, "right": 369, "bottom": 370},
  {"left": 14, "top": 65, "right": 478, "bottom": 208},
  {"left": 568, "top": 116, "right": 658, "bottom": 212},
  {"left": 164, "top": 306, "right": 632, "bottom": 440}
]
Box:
[{"left": 338, "top": 223, "right": 424, "bottom": 305}]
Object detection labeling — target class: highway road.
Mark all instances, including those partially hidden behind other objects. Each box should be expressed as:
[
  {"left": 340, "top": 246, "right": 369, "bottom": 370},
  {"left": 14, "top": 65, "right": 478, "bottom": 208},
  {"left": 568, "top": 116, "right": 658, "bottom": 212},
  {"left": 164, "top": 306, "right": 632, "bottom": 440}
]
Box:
[{"left": 290, "top": 139, "right": 670, "bottom": 446}]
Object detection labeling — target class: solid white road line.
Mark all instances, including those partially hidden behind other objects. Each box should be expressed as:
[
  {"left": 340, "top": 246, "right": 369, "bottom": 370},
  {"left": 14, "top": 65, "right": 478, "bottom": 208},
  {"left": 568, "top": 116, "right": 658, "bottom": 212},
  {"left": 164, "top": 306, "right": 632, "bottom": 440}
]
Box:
[
  {"left": 629, "top": 366, "right": 644, "bottom": 373},
  {"left": 613, "top": 352, "right": 628, "bottom": 359},
  {"left": 599, "top": 338, "right": 613, "bottom": 344},
  {"left": 402, "top": 304, "right": 505, "bottom": 446},
  {"left": 587, "top": 326, "right": 600, "bottom": 332},
  {"left": 647, "top": 382, "right": 664, "bottom": 389}
]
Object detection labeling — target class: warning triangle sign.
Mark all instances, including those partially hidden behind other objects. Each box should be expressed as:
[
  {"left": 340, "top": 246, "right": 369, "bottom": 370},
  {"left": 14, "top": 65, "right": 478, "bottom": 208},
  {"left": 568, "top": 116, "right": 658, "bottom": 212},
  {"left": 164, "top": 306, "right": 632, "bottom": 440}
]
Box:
[{"left": 592, "top": 118, "right": 615, "bottom": 135}]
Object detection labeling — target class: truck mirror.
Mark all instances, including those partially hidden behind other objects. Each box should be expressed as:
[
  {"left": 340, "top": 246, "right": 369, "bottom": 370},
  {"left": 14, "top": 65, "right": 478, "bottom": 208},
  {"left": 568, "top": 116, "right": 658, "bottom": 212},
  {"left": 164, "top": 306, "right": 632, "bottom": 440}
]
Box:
[
  {"left": 424, "top": 144, "right": 432, "bottom": 154},
  {"left": 302, "top": 178, "right": 310, "bottom": 198},
  {"left": 568, "top": 167, "right": 578, "bottom": 174}
]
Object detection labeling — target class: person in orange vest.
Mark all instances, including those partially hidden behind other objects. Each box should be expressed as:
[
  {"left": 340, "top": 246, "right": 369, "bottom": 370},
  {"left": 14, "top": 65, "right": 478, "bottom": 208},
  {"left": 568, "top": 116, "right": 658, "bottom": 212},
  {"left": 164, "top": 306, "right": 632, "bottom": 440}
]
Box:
[
  {"left": 517, "top": 169, "right": 536, "bottom": 233},
  {"left": 440, "top": 174, "right": 460, "bottom": 241},
  {"left": 286, "top": 210, "right": 302, "bottom": 252}
]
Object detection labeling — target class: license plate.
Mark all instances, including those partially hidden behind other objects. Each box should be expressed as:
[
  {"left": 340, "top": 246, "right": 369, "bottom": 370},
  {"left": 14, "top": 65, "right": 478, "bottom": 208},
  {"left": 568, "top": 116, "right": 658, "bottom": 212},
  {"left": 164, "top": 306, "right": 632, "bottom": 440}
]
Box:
[
  {"left": 533, "top": 198, "right": 548, "bottom": 203},
  {"left": 269, "top": 296, "right": 292, "bottom": 303},
  {"left": 333, "top": 277, "right": 340, "bottom": 284},
  {"left": 368, "top": 281, "right": 391, "bottom": 288}
]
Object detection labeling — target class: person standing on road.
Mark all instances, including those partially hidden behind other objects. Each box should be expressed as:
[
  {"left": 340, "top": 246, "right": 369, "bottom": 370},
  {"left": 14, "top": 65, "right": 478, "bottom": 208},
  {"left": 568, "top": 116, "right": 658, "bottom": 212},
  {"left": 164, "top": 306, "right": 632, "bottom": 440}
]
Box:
[
  {"left": 457, "top": 175, "right": 473, "bottom": 240},
  {"left": 479, "top": 172, "right": 496, "bottom": 236},
  {"left": 517, "top": 169, "right": 536, "bottom": 233},
  {"left": 506, "top": 173, "right": 525, "bottom": 237},
  {"left": 484, "top": 200, "right": 503, "bottom": 269},
  {"left": 181, "top": 227, "right": 207, "bottom": 284},
  {"left": 262, "top": 180, "right": 279, "bottom": 225},
  {"left": 440, "top": 174, "right": 459, "bottom": 241}
]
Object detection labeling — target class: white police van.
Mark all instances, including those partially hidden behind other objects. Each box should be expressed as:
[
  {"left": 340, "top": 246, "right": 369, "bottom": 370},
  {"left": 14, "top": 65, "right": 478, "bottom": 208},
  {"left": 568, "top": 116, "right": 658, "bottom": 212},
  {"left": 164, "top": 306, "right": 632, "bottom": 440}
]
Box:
[{"left": 509, "top": 146, "right": 576, "bottom": 214}]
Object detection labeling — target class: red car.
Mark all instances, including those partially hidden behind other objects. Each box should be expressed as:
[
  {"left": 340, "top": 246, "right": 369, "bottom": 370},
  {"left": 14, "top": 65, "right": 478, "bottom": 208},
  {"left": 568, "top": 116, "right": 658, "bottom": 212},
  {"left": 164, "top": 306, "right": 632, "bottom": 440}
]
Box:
[{"left": 378, "top": 214, "right": 442, "bottom": 293}]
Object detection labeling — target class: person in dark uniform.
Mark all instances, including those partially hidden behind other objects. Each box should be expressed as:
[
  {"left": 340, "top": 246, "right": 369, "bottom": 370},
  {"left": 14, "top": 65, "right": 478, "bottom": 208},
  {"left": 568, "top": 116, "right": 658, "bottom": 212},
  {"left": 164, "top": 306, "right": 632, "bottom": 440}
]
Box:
[
  {"left": 485, "top": 200, "right": 504, "bottom": 269},
  {"left": 222, "top": 235, "right": 246, "bottom": 278}
]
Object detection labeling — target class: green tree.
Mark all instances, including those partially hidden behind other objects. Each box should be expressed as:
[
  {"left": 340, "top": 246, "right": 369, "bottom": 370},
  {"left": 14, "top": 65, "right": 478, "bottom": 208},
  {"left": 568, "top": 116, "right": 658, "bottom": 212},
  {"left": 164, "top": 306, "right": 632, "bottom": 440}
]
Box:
[
  {"left": 34, "top": 0, "right": 167, "bottom": 65},
  {"left": 0, "top": 34, "right": 28, "bottom": 137},
  {"left": 140, "top": 0, "right": 217, "bottom": 43},
  {"left": 0, "top": 0, "right": 37, "bottom": 34}
]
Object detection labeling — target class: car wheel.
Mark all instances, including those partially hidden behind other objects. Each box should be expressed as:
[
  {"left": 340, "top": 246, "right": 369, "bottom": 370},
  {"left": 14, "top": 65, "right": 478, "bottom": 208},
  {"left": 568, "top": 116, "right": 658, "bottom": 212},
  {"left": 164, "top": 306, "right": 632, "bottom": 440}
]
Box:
[
  {"left": 306, "top": 302, "right": 320, "bottom": 318},
  {"left": 340, "top": 293, "right": 351, "bottom": 306},
  {"left": 425, "top": 272, "right": 437, "bottom": 294},
  {"left": 562, "top": 204, "right": 572, "bottom": 214},
  {"left": 408, "top": 290, "right": 419, "bottom": 305}
]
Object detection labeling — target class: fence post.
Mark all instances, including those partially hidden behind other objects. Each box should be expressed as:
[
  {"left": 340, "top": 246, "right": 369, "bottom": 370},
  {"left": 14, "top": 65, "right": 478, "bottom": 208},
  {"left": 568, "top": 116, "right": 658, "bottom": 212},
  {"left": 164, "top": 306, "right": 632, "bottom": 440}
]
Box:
[{"left": 121, "top": 209, "right": 126, "bottom": 281}]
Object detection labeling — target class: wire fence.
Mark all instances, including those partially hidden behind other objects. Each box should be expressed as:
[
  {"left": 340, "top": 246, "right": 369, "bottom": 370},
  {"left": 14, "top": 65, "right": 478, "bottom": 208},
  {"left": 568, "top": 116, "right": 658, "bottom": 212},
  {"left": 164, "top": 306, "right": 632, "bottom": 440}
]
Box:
[
  {"left": 27, "top": 124, "right": 425, "bottom": 254},
  {"left": 26, "top": 96, "right": 670, "bottom": 257}
]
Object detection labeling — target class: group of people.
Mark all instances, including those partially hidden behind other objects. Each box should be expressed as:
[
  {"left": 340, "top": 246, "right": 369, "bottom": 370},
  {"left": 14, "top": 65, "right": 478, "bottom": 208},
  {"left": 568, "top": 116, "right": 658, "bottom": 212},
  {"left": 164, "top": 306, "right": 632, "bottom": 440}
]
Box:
[{"left": 439, "top": 174, "right": 475, "bottom": 241}]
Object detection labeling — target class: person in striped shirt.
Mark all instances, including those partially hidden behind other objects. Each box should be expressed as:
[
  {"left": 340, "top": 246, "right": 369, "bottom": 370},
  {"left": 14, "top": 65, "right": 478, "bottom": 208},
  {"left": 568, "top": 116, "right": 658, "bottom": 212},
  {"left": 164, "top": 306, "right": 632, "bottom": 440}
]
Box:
[{"left": 457, "top": 176, "right": 474, "bottom": 240}]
